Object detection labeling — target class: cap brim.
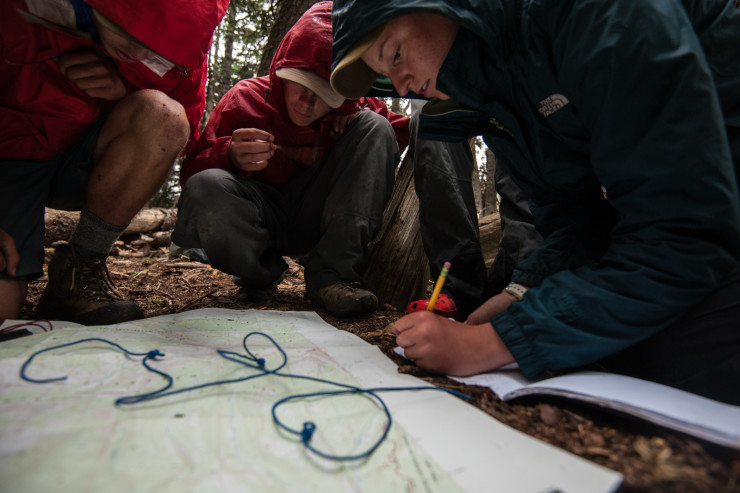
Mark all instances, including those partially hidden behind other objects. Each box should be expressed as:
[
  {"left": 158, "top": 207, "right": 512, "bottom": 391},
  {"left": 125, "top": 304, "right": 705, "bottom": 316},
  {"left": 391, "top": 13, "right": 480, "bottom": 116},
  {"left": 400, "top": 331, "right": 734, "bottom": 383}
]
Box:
[
  {"left": 276, "top": 67, "right": 345, "bottom": 109},
  {"left": 330, "top": 26, "right": 384, "bottom": 99}
]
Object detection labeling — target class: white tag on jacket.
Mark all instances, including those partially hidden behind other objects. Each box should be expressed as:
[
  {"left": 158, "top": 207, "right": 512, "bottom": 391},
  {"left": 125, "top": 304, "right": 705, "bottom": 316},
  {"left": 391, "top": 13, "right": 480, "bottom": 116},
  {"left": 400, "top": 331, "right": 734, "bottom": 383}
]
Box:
[{"left": 141, "top": 55, "right": 175, "bottom": 77}]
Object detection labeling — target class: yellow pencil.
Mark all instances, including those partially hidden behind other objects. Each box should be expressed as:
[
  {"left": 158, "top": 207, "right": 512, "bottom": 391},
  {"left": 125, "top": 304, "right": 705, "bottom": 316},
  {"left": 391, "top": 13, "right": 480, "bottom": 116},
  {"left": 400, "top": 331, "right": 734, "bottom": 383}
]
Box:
[{"left": 427, "top": 262, "right": 451, "bottom": 312}]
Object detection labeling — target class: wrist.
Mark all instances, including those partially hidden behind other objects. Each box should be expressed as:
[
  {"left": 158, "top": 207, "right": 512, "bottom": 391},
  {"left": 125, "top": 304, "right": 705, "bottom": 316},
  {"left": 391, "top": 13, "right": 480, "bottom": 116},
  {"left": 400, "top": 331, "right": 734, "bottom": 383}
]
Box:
[{"left": 503, "top": 282, "right": 529, "bottom": 301}]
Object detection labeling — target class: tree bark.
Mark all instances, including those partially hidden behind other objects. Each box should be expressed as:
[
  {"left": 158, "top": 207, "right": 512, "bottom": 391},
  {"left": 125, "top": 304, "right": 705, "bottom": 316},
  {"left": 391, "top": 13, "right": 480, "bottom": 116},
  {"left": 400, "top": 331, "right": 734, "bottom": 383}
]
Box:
[
  {"left": 479, "top": 213, "right": 502, "bottom": 268},
  {"left": 363, "top": 153, "right": 503, "bottom": 310},
  {"left": 363, "top": 153, "right": 430, "bottom": 310},
  {"left": 256, "top": 0, "right": 320, "bottom": 76},
  {"left": 482, "top": 148, "right": 498, "bottom": 216}
]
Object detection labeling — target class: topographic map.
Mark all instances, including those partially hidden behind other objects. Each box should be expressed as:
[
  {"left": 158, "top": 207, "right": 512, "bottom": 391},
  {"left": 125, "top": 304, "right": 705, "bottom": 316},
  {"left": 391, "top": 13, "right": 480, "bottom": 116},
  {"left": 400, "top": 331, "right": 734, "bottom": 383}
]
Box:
[{"left": 0, "top": 309, "right": 620, "bottom": 493}]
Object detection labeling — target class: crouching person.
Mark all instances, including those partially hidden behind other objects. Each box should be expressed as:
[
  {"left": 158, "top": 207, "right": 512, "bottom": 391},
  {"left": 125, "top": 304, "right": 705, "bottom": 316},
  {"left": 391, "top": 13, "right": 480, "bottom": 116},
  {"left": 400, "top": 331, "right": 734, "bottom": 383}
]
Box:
[
  {"left": 0, "top": 0, "right": 228, "bottom": 324},
  {"left": 172, "top": 2, "right": 409, "bottom": 317}
]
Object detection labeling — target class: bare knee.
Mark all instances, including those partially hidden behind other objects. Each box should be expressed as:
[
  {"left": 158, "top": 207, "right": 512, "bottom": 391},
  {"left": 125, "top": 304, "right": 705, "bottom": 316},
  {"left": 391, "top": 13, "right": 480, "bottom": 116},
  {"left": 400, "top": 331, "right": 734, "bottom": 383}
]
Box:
[
  {"left": 101, "top": 89, "right": 190, "bottom": 161},
  {"left": 129, "top": 89, "right": 190, "bottom": 149}
]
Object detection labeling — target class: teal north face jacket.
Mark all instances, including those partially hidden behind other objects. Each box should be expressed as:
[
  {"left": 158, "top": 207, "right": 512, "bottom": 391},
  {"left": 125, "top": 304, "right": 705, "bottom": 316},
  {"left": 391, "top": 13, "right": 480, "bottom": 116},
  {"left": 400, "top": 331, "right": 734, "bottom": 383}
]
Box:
[{"left": 332, "top": 0, "right": 740, "bottom": 380}]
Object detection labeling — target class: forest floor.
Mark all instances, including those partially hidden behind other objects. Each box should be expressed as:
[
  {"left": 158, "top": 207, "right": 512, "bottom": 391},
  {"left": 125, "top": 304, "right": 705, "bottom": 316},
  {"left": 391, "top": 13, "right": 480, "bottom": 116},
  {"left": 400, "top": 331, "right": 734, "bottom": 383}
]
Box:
[{"left": 19, "top": 240, "right": 740, "bottom": 493}]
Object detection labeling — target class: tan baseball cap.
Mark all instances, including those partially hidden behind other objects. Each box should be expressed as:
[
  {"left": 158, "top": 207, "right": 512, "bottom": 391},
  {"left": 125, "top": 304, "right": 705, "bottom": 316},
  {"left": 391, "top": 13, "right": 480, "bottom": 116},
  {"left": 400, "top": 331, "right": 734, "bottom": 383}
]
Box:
[
  {"left": 276, "top": 67, "right": 346, "bottom": 108},
  {"left": 330, "top": 25, "right": 385, "bottom": 100}
]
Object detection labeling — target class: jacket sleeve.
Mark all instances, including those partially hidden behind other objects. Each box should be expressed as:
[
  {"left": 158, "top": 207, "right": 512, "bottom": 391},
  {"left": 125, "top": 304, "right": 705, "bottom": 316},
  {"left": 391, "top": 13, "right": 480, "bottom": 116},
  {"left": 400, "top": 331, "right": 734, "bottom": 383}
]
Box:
[
  {"left": 360, "top": 97, "right": 411, "bottom": 152},
  {"left": 179, "top": 86, "right": 247, "bottom": 187},
  {"left": 492, "top": 0, "right": 740, "bottom": 379}
]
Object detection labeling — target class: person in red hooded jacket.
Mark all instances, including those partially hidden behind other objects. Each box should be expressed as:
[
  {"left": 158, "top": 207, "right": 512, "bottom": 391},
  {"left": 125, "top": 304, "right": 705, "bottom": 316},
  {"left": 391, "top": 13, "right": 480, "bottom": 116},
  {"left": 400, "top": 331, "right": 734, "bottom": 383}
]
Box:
[
  {"left": 173, "top": 1, "right": 409, "bottom": 317},
  {"left": 0, "top": 0, "right": 228, "bottom": 325}
]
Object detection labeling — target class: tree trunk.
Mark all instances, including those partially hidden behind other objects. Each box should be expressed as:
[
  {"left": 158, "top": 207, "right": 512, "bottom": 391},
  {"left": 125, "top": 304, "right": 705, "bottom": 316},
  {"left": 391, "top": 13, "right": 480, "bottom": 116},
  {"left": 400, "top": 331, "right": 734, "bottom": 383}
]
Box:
[
  {"left": 363, "top": 153, "right": 430, "bottom": 310},
  {"left": 479, "top": 212, "right": 502, "bottom": 268},
  {"left": 221, "top": 2, "right": 237, "bottom": 90},
  {"left": 363, "top": 150, "right": 504, "bottom": 310},
  {"left": 256, "top": 0, "right": 320, "bottom": 76},
  {"left": 204, "top": 29, "right": 221, "bottom": 128},
  {"left": 482, "top": 148, "right": 498, "bottom": 216}
]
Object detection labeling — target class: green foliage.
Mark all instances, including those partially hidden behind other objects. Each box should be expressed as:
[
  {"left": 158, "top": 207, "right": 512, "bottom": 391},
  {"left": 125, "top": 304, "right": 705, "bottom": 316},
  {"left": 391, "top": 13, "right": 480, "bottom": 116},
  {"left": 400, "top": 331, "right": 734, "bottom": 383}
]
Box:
[
  {"left": 148, "top": 159, "right": 183, "bottom": 209},
  {"left": 205, "top": 0, "right": 278, "bottom": 123},
  {"left": 150, "top": 0, "right": 420, "bottom": 210},
  {"left": 151, "top": 1, "right": 278, "bottom": 209}
]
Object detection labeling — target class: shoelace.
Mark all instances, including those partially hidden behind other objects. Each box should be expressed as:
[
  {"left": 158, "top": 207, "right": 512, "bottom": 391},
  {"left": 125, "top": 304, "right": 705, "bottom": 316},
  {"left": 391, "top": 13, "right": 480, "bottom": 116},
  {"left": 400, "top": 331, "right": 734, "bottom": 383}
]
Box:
[{"left": 69, "top": 257, "right": 124, "bottom": 302}]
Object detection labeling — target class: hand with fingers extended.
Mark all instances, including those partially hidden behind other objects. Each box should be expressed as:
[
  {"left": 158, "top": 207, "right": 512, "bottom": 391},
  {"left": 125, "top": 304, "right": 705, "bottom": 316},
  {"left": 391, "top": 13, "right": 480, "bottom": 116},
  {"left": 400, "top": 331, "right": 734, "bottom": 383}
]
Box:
[
  {"left": 0, "top": 228, "right": 19, "bottom": 277},
  {"left": 227, "top": 128, "right": 276, "bottom": 172},
  {"left": 56, "top": 50, "right": 127, "bottom": 101},
  {"left": 393, "top": 310, "right": 514, "bottom": 377}
]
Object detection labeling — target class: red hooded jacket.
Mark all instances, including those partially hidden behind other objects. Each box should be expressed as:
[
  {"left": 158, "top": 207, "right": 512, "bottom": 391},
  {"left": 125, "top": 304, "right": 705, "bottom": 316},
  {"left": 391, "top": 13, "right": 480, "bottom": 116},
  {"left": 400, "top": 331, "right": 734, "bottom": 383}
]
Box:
[
  {"left": 179, "top": 1, "right": 409, "bottom": 188},
  {"left": 0, "top": 0, "right": 228, "bottom": 161}
]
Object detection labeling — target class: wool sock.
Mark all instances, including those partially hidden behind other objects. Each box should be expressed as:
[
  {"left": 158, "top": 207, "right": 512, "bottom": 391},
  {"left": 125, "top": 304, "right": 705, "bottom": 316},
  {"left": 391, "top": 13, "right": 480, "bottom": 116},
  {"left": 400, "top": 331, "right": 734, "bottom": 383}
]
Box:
[{"left": 68, "top": 209, "right": 126, "bottom": 259}]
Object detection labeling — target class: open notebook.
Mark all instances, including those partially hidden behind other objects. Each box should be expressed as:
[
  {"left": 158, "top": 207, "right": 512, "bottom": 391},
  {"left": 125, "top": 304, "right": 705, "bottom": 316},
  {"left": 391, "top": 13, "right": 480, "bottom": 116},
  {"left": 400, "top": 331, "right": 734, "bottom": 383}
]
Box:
[{"left": 395, "top": 347, "right": 740, "bottom": 450}]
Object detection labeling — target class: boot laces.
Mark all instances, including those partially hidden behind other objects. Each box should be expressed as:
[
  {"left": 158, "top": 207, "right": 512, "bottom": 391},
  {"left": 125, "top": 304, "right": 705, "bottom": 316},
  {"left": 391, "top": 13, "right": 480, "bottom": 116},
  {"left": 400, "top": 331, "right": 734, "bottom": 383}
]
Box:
[{"left": 69, "top": 257, "right": 125, "bottom": 302}]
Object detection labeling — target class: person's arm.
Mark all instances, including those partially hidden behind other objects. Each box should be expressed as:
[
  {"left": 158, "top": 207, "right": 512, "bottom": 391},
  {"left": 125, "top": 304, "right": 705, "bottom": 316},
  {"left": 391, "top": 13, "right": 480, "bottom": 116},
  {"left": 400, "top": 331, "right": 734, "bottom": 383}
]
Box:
[
  {"left": 493, "top": 1, "right": 740, "bottom": 380},
  {"left": 56, "top": 50, "right": 128, "bottom": 101},
  {"left": 179, "top": 82, "right": 271, "bottom": 186}
]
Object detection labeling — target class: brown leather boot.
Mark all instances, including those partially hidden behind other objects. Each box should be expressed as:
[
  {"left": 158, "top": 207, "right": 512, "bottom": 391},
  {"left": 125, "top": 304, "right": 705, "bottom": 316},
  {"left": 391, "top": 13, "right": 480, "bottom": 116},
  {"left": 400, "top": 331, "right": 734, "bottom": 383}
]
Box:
[
  {"left": 36, "top": 243, "right": 144, "bottom": 325},
  {"left": 308, "top": 281, "right": 377, "bottom": 317}
]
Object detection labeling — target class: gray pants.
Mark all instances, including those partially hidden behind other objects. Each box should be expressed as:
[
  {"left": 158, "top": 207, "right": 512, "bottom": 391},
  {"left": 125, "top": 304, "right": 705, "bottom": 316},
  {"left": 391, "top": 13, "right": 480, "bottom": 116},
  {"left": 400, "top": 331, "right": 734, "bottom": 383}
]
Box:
[
  {"left": 172, "top": 111, "right": 399, "bottom": 292},
  {"left": 410, "top": 113, "right": 543, "bottom": 317}
]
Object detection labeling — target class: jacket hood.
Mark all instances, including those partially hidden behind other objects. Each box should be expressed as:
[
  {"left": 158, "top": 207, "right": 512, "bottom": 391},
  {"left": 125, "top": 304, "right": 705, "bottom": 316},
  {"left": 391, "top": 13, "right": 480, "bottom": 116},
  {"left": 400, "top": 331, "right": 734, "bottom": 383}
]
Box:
[
  {"left": 270, "top": 1, "right": 335, "bottom": 81},
  {"left": 269, "top": 1, "right": 352, "bottom": 111},
  {"left": 331, "top": 0, "right": 511, "bottom": 95},
  {"left": 86, "top": 0, "right": 229, "bottom": 69}
]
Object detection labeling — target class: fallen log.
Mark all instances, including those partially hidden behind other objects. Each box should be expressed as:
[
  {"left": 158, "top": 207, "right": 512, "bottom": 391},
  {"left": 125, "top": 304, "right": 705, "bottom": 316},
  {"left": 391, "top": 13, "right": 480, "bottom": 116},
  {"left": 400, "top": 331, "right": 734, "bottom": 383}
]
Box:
[{"left": 44, "top": 208, "right": 177, "bottom": 247}]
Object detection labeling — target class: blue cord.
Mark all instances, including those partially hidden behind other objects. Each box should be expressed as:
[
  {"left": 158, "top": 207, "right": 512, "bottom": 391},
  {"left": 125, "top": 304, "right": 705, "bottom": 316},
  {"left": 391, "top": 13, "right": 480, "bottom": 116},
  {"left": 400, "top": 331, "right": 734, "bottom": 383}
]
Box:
[{"left": 19, "top": 331, "right": 469, "bottom": 461}]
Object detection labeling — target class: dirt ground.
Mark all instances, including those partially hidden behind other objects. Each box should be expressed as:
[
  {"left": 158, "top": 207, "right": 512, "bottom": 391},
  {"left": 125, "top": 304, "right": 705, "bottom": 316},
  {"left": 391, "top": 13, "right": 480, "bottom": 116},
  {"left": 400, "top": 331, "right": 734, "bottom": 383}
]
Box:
[{"left": 19, "top": 241, "right": 740, "bottom": 492}]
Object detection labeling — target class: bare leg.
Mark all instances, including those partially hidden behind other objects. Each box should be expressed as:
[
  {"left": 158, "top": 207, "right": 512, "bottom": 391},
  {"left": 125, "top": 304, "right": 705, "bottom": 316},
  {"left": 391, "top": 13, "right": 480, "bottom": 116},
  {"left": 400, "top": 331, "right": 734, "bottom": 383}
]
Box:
[
  {"left": 36, "top": 89, "right": 189, "bottom": 325},
  {"left": 89, "top": 89, "right": 189, "bottom": 226}
]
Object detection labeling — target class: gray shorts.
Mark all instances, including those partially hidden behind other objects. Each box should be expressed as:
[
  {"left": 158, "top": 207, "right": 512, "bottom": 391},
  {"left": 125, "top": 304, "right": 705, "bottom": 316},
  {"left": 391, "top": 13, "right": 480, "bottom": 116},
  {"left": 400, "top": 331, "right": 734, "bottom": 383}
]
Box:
[{"left": 0, "top": 118, "right": 105, "bottom": 280}]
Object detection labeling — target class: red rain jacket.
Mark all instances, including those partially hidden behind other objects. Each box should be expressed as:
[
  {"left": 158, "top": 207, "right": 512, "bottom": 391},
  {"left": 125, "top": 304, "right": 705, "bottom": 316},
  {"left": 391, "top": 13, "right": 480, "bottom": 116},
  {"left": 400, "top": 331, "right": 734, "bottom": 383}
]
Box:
[
  {"left": 0, "top": 0, "right": 228, "bottom": 161},
  {"left": 180, "top": 1, "right": 409, "bottom": 188}
]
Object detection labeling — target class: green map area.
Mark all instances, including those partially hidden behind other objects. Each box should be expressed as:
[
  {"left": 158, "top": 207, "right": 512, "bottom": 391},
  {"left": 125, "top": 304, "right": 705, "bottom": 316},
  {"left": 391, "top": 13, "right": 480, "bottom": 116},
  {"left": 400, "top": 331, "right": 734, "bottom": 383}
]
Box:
[{"left": 0, "top": 313, "right": 463, "bottom": 493}]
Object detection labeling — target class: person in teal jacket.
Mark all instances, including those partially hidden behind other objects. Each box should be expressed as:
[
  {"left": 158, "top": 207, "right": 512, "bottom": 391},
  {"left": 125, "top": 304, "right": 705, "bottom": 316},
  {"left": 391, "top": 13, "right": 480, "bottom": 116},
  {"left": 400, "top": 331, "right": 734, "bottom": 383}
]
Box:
[{"left": 330, "top": 0, "right": 740, "bottom": 404}]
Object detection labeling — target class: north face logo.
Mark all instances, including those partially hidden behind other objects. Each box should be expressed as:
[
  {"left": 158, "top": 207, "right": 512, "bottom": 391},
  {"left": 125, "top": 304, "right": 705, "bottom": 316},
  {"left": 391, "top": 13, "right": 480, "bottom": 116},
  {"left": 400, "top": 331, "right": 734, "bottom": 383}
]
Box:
[{"left": 538, "top": 94, "right": 570, "bottom": 117}]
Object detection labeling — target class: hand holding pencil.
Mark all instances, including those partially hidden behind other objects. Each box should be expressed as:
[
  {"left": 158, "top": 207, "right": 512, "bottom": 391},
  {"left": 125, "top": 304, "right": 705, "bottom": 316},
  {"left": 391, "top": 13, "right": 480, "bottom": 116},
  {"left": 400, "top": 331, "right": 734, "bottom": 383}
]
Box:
[{"left": 427, "top": 261, "right": 451, "bottom": 312}]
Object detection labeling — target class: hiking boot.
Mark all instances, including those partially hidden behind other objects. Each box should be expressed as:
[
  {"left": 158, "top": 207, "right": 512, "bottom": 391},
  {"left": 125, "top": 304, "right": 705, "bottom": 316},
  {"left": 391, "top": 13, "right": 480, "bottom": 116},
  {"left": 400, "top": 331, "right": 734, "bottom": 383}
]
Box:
[
  {"left": 308, "top": 281, "right": 377, "bottom": 317},
  {"left": 406, "top": 293, "right": 458, "bottom": 319},
  {"left": 36, "top": 242, "right": 144, "bottom": 325},
  {"left": 233, "top": 276, "right": 279, "bottom": 302}
]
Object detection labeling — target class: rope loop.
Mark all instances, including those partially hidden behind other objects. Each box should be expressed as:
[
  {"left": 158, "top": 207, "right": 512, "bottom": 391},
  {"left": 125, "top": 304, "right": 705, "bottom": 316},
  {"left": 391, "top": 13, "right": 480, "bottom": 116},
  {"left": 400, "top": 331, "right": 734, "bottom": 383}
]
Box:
[{"left": 19, "top": 331, "right": 469, "bottom": 461}]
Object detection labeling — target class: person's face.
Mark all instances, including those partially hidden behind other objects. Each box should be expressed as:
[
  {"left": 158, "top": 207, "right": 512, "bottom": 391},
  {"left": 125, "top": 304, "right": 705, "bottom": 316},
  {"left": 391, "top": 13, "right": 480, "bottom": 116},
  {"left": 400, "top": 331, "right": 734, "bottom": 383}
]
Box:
[
  {"left": 361, "top": 13, "right": 459, "bottom": 99},
  {"left": 95, "top": 19, "right": 155, "bottom": 63},
  {"left": 282, "top": 80, "right": 332, "bottom": 126}
]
